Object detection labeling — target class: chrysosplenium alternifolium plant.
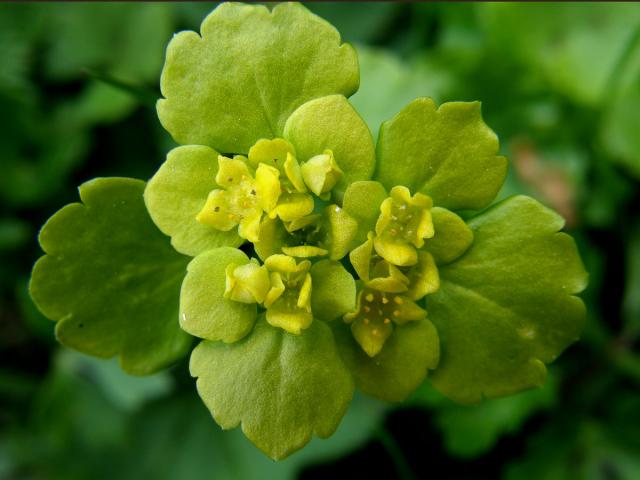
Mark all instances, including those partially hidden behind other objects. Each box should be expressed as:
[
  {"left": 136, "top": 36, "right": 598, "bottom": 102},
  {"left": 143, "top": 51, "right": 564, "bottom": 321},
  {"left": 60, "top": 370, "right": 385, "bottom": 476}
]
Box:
[{"left": 30, "top": 3, "right": 588, "bottom": 459}]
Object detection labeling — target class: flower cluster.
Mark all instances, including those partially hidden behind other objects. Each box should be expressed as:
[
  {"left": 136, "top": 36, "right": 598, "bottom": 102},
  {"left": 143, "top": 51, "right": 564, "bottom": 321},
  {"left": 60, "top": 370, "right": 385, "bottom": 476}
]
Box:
[{"left": 29, "top": 2, "right": 588, "bottom": 460}]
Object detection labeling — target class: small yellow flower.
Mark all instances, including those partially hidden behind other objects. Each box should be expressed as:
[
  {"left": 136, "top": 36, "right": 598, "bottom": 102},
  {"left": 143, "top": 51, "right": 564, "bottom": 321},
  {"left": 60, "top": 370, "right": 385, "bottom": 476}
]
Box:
[{"left": 373, "top": 186, "right": 434, "bottom": 266}]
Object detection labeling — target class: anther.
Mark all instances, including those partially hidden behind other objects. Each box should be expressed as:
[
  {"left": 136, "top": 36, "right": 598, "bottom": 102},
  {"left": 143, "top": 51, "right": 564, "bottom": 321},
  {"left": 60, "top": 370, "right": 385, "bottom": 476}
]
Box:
[
  {"left": 381, "top": 296, "right": 389, "bottom": 304},
  {"left": 394, "top": 296, "right": 403, "bottom": 305},
  {"left": 364, "top": 306, "right": 371, "bottom": 312},
  {"left": 365, "top": 293, "right": 374, "bottom": 302},
  {"left": 363, "top": 318, "right": 370, "bottom": 325},
  {"left": 372, "top": 328, "right": 379, "bottom": 335},
  {"left": 393, "top": 310, "right": 400, "bottom": 317},
  {"left": 384, "top": 318, "right": 391, "bottom": 324}
]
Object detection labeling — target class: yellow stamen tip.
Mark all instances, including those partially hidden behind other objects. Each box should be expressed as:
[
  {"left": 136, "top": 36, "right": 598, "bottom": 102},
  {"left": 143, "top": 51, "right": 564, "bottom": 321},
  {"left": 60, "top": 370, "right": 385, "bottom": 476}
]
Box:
[{"left": 365, "top": 294, "right": 374, "bottom": 302}]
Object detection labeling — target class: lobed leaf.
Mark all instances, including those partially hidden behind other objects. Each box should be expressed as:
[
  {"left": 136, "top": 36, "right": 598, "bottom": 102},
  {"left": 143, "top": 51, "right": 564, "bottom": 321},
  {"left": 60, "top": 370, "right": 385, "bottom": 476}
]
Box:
[
  {"left": 30, "top": 178, "right": 192, "bottom": 375},
  {"left": 157, "top": 2, "right": 359, "bottom": 154},
  {"left": 375, "top": 98, "right": 507, "bottom": 211},
  {"left": 144, "top": 145, "right": 243, "bottom": 257},
  {"left": 190, "top": 317, "right": 354, "bottom": 460},
  {"left": 428, "top": 195, "right": 588, "bottom": 404}
]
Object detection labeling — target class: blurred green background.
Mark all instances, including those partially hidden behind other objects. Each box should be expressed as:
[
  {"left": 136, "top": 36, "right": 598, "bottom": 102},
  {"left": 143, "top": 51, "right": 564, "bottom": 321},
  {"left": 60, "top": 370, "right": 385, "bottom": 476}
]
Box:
[{"left": 1, "top": 2, "right": 639, "bottom": 479}]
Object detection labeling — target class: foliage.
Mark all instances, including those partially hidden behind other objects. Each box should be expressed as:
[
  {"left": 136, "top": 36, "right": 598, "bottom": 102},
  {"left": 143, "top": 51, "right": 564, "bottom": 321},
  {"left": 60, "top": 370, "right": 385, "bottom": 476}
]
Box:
[{"left": 2, "top": 2, "right": 639, "bottom": 478}]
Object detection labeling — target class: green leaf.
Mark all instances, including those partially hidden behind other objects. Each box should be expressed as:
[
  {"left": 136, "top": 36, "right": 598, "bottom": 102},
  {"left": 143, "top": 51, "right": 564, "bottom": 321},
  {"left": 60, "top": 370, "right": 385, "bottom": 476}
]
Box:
[
  {"left": 144, "top": 145, "right": 243, "bottom": 257},
  {"left": 342, "top": 180, "right": 388, "bottom": 244},
  {"left": 123, "top": 392, "right": 385, "bottom": 480},
  {"left": 190, "top": 317, "right": 354, "bottom": 460},
  {"left": 601, "top": 82, "right": 640, "bottom": 178},
  {"left": 44, "top": 3, "right": 173, "bottom": 83},
  {"left": 479, "top": 3, "right": 640, "bottom": 106},
  {"left": 180, "top": 248, "right": 257, "bottom": 343},
  {"left": 30, "top": 178, "right": 192, "bottom": 375},
  {"left": 310, "top": 259, "right": 356, "bottom": 321},
  {"left": 505, "top": 417, "right": 640, "bottom": 480},
  {"left": 411, "top": 375, "right": 557, "bottom": 458},
  {"left": 283, "top": 94, "right": 376, "bottom": 201},
  {"left": 59, "top": 351, "right": 173, "bottom": 413},
  {"left": 424, "top": 207, "right": 473, "bottom": 265},
  {"left": 333, "top": 319, "right": 439, "bottom": 402},
  {"left": 623, "top": 226, "right": 640, "bottom": 337},
  {"left": 428, "top": 195, "right": 588, "bottom": 404},
  {"left": 157, "top": 2, "right": 359, "bottom": 154},
  {"left": 375, "top": 98, "right": 507, "bottom": 211},
  {"left": 306, "top": 3, "right": 401, "bottom": 44}
]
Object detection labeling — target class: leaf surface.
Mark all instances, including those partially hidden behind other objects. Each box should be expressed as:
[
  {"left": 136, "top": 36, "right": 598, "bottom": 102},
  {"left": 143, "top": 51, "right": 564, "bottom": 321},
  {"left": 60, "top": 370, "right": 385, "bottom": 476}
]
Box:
[
  {"left": 157, "top": 2, "right": 359, "bottom": 154},
  {"left": 30, "top": 178, "right": 192, "bottom": 375},
  {"left": 428, "top": 195, "right": 587, "bottom": 403}
]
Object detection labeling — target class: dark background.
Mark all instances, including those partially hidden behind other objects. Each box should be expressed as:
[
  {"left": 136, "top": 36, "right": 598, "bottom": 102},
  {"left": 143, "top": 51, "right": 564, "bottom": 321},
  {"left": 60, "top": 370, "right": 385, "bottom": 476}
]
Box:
[{"left": 1, "top": 3, "right": 639, "bottom": 479}]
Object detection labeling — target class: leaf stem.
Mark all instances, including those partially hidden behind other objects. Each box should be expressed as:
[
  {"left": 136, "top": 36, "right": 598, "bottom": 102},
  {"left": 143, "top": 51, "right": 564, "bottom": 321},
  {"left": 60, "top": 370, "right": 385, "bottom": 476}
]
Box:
[
  {"left": 605, "top": 21, "right": 640, "bottom": 101},
  {"left": 376, "top": 425, "right": 416, "bottom": 480}
]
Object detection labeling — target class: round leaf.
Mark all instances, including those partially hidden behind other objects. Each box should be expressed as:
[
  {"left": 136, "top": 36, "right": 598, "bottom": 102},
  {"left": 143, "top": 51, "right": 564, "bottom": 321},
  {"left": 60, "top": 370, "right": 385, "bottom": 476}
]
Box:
[
  {"left": 310, "top": 259, "right": 356, "bottom": 321},
  {"left": 144, "top": 145, "right": 243, "bottom": 257},
  {"left": 190, "top": 318, "right": 354, "bottom": 460},
  {"left": 428, "top": 195, "right": 588, "bottom": 404},
  {"left": 157, "top": 2, "right": 359, "bottom": 154},
  {"left": 424, "top": 207, "right": 474, "bottom": 265},
  {"left": 375, "top": 98, "right": 507, "bottom": 211},
  {"left": 334, "top": 319, "right": 440, "bottom": 402},
  {"left": 180, "top": 248, "right": 257, "bottom": 343},
  {"left": 342, "top": 180, "right": 388, "bottom": 244},
  {"left": 30, "top": 178, "right": 192, "bottom": 375},
  {"left": 284, "top": 94, "right": 376, "bottom": 201}
]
